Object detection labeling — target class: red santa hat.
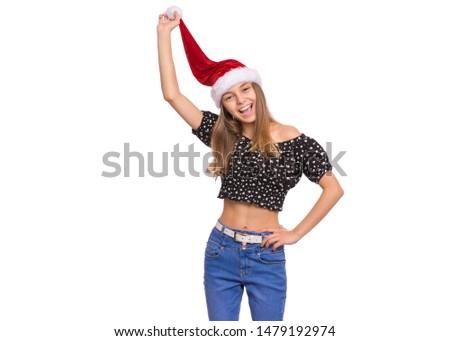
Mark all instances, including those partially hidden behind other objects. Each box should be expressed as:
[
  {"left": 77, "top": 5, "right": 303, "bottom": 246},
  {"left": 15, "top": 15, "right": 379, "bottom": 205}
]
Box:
[{"left": 166, "top": 6, "right": 262, "bottom": 108}]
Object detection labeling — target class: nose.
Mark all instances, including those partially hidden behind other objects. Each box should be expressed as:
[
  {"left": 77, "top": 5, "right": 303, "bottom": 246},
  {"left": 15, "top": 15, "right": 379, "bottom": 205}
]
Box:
[{"left": 236, "top": 93, "right": 244, "bottom": 104}]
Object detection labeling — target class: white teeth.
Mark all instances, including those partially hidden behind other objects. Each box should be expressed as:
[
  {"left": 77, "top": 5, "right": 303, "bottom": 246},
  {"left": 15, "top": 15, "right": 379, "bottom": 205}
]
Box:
[{"left": 239, "top": 105, "right": 251, "bottom": 113}]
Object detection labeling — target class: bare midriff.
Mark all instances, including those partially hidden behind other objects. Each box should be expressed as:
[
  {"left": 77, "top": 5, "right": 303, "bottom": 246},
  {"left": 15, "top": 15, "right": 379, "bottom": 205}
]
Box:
[{"left": 219, "top": 198, "right": 282, "bottom": 232}]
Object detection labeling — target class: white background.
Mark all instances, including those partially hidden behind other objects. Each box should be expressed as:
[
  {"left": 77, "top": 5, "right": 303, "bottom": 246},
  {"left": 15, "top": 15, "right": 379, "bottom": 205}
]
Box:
[{"left": 1, "top": 0, "right": 449, "bottom": 340}]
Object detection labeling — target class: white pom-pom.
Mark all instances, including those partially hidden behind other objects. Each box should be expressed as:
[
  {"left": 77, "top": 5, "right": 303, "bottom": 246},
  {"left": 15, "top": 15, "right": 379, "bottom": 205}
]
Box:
[{"left": 166, "top": 6, "right": 183, "bottom": 20}]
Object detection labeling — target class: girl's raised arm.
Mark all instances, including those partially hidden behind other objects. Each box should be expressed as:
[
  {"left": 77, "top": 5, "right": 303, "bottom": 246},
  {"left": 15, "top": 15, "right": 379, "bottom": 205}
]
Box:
[{"left": 157, "top": 10, "right": 203, "bottom": 129}]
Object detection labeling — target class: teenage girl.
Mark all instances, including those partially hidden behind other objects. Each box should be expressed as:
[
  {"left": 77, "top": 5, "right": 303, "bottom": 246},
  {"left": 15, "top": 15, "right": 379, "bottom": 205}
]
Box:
[{"left": 157, "top": 9, "right": 344, "bottom": 321}]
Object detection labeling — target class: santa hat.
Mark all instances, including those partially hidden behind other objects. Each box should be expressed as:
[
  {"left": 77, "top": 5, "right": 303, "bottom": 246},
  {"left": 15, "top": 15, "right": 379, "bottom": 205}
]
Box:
[{"left": 166, "top": 6, "right": 262, "bottom": 108}]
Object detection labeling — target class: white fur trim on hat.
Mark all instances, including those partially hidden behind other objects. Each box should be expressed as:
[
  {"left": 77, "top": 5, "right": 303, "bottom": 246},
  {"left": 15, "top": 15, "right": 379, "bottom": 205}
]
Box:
[
  {"left": 211, "top": 67, "right": 262, "bottom": 108},
  {"left": 166, "top": 6, "right": 183, "bottom": 20}
]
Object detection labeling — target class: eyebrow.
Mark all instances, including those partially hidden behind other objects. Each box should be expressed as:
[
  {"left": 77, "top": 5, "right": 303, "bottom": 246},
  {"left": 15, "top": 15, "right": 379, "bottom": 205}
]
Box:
[{"left": 222, "top": 83, "right": 251, "bottom": 97}]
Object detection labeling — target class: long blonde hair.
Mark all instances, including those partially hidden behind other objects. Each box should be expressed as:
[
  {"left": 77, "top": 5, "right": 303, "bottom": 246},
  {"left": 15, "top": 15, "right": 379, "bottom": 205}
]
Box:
[{"left": 208, "top": 83, "right": 279, "bottom": 177}]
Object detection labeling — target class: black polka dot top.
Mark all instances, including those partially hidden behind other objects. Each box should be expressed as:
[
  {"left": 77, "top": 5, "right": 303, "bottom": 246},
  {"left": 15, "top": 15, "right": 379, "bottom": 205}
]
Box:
[{"left": 192, "top": 111, "right": 332, "bottom": 211}]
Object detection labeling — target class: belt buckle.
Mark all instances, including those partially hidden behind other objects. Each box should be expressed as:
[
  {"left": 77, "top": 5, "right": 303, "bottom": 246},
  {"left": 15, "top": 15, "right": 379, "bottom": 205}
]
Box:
[
  {"left": 234, "top": 232, "right": 248, "bottom": 250},
  {"left": 234, "top": 232, "right": 247, "bottom": 242}
]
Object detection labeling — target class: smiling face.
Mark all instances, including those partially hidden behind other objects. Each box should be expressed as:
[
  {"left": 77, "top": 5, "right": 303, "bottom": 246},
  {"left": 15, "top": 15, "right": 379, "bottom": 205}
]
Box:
[{"left": 221, "top": 82, "right": 257, "bottom": 124}]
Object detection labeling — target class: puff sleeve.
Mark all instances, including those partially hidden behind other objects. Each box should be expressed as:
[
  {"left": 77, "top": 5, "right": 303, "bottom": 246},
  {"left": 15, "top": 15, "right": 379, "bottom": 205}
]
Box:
[
  {"left": 296, "top": 135, "right": 333, "bottom": 184},
  {"left": 191, "top": 111, "right": 219, "bottom": 147}
]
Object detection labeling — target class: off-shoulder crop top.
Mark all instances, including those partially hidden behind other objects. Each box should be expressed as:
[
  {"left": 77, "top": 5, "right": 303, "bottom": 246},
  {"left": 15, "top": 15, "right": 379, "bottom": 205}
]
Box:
[{"left": 192, "top": 111, "right": 332, "bottom": 211}]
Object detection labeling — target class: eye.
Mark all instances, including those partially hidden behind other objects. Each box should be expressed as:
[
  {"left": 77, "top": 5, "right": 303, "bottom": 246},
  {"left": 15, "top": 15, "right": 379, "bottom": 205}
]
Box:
[
  {"left": 243, "top": 87, "right": 250, "bottom": 92},
  {"left": 224, "top": 94, "right": 233, "bottom": 101}
]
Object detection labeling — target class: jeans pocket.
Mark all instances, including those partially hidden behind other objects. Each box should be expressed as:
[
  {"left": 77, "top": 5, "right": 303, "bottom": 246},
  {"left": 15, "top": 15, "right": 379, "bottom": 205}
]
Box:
[
  {"left": 204, "top": 240, "right": 224, "bottom": 259},
  {"left": 257, "top": 250, "right": 286, "bottom": 265}
]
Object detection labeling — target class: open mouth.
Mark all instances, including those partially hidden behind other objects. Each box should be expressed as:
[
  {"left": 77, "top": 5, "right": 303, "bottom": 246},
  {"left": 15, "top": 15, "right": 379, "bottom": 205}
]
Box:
[{"left": 238, "top": 104, "right": 252, "bottom": 115}]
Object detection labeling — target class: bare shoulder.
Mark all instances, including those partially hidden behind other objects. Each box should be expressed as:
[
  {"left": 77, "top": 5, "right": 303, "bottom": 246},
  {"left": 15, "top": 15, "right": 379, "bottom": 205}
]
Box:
[{"left": 271, "top": 122, "right": 302, "bottom": 143}]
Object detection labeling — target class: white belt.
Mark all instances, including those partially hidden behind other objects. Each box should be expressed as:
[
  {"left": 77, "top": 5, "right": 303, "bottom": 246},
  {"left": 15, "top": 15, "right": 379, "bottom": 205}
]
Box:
[{"left": 215, "top": 221, "right": 263, "bottom": 244}]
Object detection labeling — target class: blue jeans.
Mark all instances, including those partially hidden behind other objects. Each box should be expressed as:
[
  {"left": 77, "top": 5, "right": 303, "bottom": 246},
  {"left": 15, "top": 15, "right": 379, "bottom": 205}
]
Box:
[{"left": 204, "top": 221, "right": 287, "bottom": 321}]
